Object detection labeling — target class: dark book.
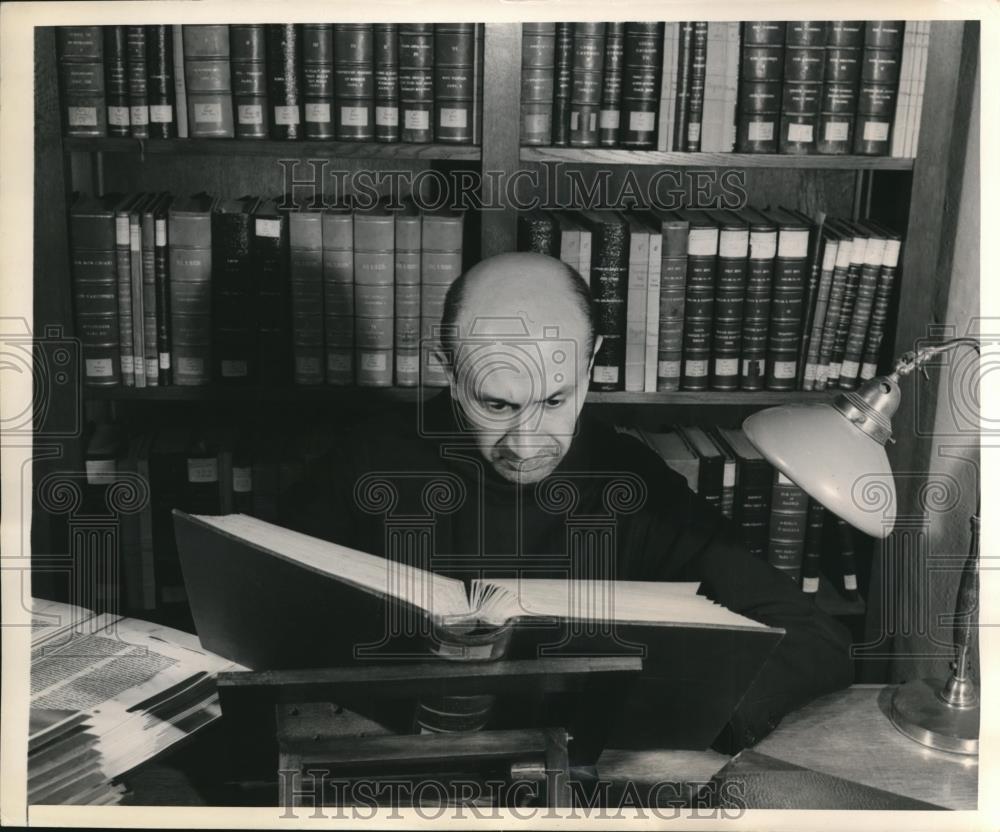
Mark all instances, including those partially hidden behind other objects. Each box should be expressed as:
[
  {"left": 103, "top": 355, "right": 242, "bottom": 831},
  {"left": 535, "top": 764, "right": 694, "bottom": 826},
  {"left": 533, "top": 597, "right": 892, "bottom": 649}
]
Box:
[
  {"left": 854, "top": 22, "right": 904, "bottom": 155},
  {"left": 174, "top": 509, "right": 783, "bottom": 752},
  {"left": 766, "top": 467, "right": 810, "bottom": 585},
  {"left": 838, "top": 221, "right": 886, "bottom": 389},
  {"left": 168, "top": 193, "right": 216, "bottom": 386},
  {"left": 802, "top": 225, "right": 841, "bottom": 390},
  {"left": 677, "top": 426, "right": 725, "bottom": 512},
  {"left": 823, "top": 219, "right": 866, "bottom": 387},
  {"left": 230, "top": 432, "right": 255, "bottom": 515},
  {"left": 103, "top": 27, "right": 130, "bottom": 136},
  {"left": 434, "top": 23, "right": 476, "bottom": 144},
  {"left": 738, "top": 207, "right": 776, "bottom": 390},
  {"left": 814, "top": 222, "right": 852, "bottom": 389},
  {"left": 706, "top": 210, "right": 748, "bottom": 391},
  {"left": 551, "top": 23, "right": 574, "bottom": 146},
  {"left": 784, "top": 207, "right": 825, "bottom": 390},
  {"left": 230, "top": 24, "right": 268, "bottom": 139},
  {"left": 374, "top": 24, "right": 400, "bottom": 142},
  {"left": 648, "top": 209, "right": 688, "bottom": 392},
  {"left": 212, "top": 196, "right": 261, "bottom": 384},
  {"left": 859, "top": 221, "right": 902, "bottom": 381},
  {"left": 125, "top": 26, "right": 150, "bottom": 138},
  {"left": 836, "top": 516, "right": 859, "bottom": 593},
  {"left": 302, "top": 24, "right": 334, "bottom": 140},
  {"left": 128, "top": 194, "right": 157, "bottom": 389},
  {"left": 521, "top": 23, "right": 555, "bottom": 146},
  {"left": 598, "top": 22, "right": 625, "bottom": 147},
  {"left": 801, "top": 499, "right": 826, "bottom": 595},
  {"left": 118, "top": 432, "right": 156, "bottom": 611},
  {"left": 253, "top": 199, "right": 291, "bottom": 384},
  {"left": 153, "top": 195, "right": 172, "bottom": 385},
  {"left": 779, "top": 29, "right": 823, "bottom": 155},
  {"left": 673, "top": 22, "right": 693, "bottom": 151},
  {"left": 736, "top": 22, "right": 784, "bottom": 152},
  {"left": 716, "top": 427, "right": 774, "bottom": 560},
  {"left": 676, "top": 209, "right": 718, "bottom": 391},
  {"left": 517, "top": 209, "right": 560, "bottom": 256},
  {"left": 140, "top": 194, "right": 165, "bottom": 386},
  {"left": 69, "top": 192, "right": 126, "bottom": 386},
  {"left": 321, "top": 205, "right": 354, "bottom": 385},
  {"left": 185, "top": 430, "right": 223, "bottom": 516},
  {"left": 250, "top": 429, "right": 281, "bottom": 521},
  {"left": 684, "top": 22, "right": 708, "bottom": 151},
  {"left": 394, "top": 199, "right": 422, "bottom": 386},
  {"left": 762, "top": 208, "right": 811, "bottom": 391},
  {"left": 620, "top": 22, "right": 664, "bottom": 149},
  {"left": 568, "top": 22, "right": 605, "bottom": 147},
  {"left": 145, "top": 25, "right": 175, "bottom": 138},
  {"left": 354, "top": 204, "right": 396, "bottom": 387},
  {"left": 577, "top": 210, "right": 630, "bottom": 391},
  {"left": 113, "top": 193, "right": 146, "bottom": 387},
  {"left": 150, "top": 427, "right": 191, "bottom": 609},
  {"left": 56, "top": 26, "right": 107, "bottom": 137},
  {"left": 398, "top": 24, "right": 433, "bottom": 143},
  {"left": 708, "top": 428, "right": 737, "bottom": 520},
  {"left": 289, "top": 209, "right": 325, "bottom": 385},
  {"left": 420, "top": 208, "right": 465, "bottom": 386},
  {"left": 183, "top": 25, "right": 235, "bottom": 138},
  {"left": 471, "top": 23, "right": 485, "bottom": 145},
  {"left": 267, "top": 24, "right": 302, "bottom": 140},
  {"left": 817, "top": 23, "right": 862, "bottom": 155}
]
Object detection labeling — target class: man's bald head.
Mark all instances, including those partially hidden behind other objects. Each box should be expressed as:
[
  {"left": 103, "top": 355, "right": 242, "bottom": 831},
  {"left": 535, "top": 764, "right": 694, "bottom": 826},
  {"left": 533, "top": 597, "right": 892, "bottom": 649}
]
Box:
[{"left": 439, "top": 252, "right": 596, "bottom": 359}]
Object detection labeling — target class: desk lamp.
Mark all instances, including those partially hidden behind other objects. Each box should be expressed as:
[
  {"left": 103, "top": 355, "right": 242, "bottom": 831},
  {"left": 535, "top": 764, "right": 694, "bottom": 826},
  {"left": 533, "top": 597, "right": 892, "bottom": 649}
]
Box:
[{"left": 742, "top": 337, "right": 981, "bottom": 755}]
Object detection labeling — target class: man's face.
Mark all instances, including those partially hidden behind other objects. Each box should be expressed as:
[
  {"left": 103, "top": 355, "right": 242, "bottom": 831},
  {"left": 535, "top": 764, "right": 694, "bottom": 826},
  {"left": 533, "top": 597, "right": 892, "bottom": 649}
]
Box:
[{"left": 449, "top": 326, "right": 594, "bottom": 485}]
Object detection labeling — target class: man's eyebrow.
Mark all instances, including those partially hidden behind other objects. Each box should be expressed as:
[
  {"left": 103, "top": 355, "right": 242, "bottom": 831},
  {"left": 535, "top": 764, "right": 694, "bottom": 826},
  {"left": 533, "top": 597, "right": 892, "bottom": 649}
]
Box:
[{"left": 537, "top": 384, "right": 573, "bottom": 401}]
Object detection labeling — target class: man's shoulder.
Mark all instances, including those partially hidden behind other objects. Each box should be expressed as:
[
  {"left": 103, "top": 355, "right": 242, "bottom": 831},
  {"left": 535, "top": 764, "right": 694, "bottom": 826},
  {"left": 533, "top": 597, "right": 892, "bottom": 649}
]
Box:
[{"left": 582, "top": 415, "right": 691, "bottom": 494}]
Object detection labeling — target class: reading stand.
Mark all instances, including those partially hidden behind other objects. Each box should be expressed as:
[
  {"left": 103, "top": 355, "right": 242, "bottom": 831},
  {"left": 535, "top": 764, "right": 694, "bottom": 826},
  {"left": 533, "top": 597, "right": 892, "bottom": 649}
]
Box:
[{"left": 216, "top": 656, "right": 642, "bottom": 809}]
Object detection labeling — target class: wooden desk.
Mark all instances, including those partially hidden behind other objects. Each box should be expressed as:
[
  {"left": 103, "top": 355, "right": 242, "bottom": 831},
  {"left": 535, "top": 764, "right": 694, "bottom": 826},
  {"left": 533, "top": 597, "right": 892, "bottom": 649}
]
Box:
[{"left": 597, "top": 684, "right": 978, "bottom": 810}]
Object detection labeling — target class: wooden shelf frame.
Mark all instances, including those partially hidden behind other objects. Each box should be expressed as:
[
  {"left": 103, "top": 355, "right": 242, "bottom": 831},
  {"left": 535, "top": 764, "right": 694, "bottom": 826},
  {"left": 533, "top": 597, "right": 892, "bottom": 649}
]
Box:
[{"left": 520, "top": 147, "right": 915, "bottom": 170}]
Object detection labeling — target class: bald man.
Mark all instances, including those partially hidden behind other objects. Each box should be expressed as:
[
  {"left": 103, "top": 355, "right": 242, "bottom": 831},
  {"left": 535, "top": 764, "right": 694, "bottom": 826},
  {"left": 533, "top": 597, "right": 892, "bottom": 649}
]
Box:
[{"left": 283, "top": 252, "right": 853, "bottom": 757}]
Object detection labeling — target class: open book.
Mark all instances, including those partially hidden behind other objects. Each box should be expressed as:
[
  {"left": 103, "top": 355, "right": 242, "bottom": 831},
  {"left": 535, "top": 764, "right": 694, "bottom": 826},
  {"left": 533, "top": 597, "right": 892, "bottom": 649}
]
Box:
[{"left": 174, "top": 511, "right": 784, "bottom": 750}]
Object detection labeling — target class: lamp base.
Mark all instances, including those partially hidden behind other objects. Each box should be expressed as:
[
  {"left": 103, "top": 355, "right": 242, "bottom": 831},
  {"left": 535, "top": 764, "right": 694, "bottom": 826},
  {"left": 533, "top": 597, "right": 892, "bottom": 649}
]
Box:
[{"left": 889, "top": 678, "right": 979, "bottom": 755}]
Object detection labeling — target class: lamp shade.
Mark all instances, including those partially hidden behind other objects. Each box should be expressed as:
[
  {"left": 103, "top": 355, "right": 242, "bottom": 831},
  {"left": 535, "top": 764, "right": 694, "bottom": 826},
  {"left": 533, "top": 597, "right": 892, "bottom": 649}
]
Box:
[{"left": 742, "top": 403, "right": 896, "bottom": 538}]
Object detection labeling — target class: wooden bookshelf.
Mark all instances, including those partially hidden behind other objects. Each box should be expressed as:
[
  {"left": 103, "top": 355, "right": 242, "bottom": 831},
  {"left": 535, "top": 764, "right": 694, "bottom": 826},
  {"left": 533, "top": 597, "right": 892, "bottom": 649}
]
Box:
[{"left": 520, "top": 147, "right": 915, "bottom": 170}]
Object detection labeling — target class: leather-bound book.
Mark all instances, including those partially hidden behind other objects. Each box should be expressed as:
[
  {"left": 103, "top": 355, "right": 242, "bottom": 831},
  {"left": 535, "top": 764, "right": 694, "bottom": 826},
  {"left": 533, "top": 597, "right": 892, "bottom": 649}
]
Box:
[
  {"left": 817, "top": 21, "right": 863, "bottom": 155},
  {"left": 521, "top": 22, "right": 555, "bottom": 146},
  {"left": 677, "top": 426, "right": 725, "bottom": 512},
  {"left": 146, "top": 25, "right": 175, "bottom": 138},
  {"left": 714, "top": 426, "right": 773, "bottom": 560},
  {"left": 354, "top": 204, "right": 396, "bottom": 387},
  {"left": 738, "top": 207, "right": 776, "bottom": 391},
  {"left": 706, "top": 210, "right": 748, "bottom": 391},
  {"left": 762, "top": 208, "right": 810, "bottom": 391},
  {"left": 800, "top": 499, "right": 826, "bottom": 594},
  {"left": 266, "top": 24, "right": 302, "bottom": 140},
  {"left": 182, "top": 25, "right": 234, "bottom": 137},
  {"left": 104, "top": 26, "right": 130, "bottom": 136},
  {"left": 57, "top": 26, "right": 107, "bottom": 137},
  {"left": 230, "top": 24, "right": 267, "bottom": 139},
  {"left": 854, "top": 21, "right": 904, "bottom": 154},
  {"left": 736, "top": 21, "right": 784, "bottom": 152},
  {"left": 837, "top": 221, "right": 886, "bottom": 389},
  {"left": 434, "top": 23, "right": 476, "bottom": 143},
  {"left": 125, "top": 26, "right": 150, "bottom": 138},
  {"left": 568, "top": 22, "right": 605, "bottom": 147},
  {"left": 676, "top": 209, "right": 718, "bottom": 391},
  {"left": 153, "top": 195, "right": 173, "bottom": 385},
  {"left": 620, "top": 22, "right": 664, "bottom": 149},
  {"left": 598, "top": 23, "right": 625, "bottom": 147},
  {"left": 672, "top": 22, "right": 692, "bottom": 150},
  {"left": 212, "top": 196, "right": 261, "bottom": 384},
  {"left": 398, "top": 24, "right": 433, "bottom": 143},
  {"left": 516, "top": 209, "right": 559, "bottom": 256},
  {"left": 802, "top": 225, "right": 841, "bottom": 390},
  {"left": 858, "top": 221, "right": 902, "bottom": 381},
  {"left": 551, "top": 23, "right": 574, "bottom": 146},
  {"left": 253, "top": 199, "right": 291, "bottom": 384},
  {"left": 140, "top": 194, "right": 166, "bottom": 385},
  {"left": 289, "top": 208, "right": 325, "bottom": 385},
  {"left": 301, "top": 24, "right": 333, "bottom": 140},
  {"left": 420, "top": 208, "right": 464, "bottom": 386},
  {"left": 333, "top": 24, "right": 375, "bottom": 142},
  {"left": 374, "top": 24, "right": 400, "bottom": 142},
  {"left": 394, "top": 199, "right": 421, "bottom": 386},
  {"left": 648, "top": 208, "right": 688, "bottom": 392},
  {"left": 767, "top": 468, "right": 810, "bottom": 585},
  {"left": 683, "top": 22, "right": 708, "bottom": 151},
  {"left": 823, "top": 218, "right": 866, "bottom": 387},
  {"left": 321, "top": 205, "right": 354, "bottom": 385}
]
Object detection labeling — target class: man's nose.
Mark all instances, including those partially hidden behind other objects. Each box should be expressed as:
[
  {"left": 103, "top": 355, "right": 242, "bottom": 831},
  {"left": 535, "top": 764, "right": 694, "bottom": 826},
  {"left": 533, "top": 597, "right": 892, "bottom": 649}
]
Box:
[{"left": 500, "top": 431, "right": 543, "bottom": 459}]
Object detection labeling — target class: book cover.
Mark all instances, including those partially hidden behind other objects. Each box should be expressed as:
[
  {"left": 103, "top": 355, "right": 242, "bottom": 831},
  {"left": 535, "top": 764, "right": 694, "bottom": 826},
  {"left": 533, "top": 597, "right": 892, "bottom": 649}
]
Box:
[
  {"left": 146, "top": 25, "right": 176, "bottom": 138},
  {"left": 552, "top": 23, "right": 574, "bottom": 146},
  {"left": 676, "top": 209, "right": 718, "bottom": 392},
  {"left": 434, "top": 23, "right": 476, "bottom": 144},
  {"left": 230, "top": 24, "right": 268, "bottom": 139},
  {"left": 763, "top": 208, "right": 810, "bottom": 391},
  {"left": 420, "top": 208, "right": 464, "bottom": 386},
  {"left": 289, "top": 208, "right": 326, "bottom": 385},
  {"left": 398, "top": 24, "right": 433, "bottom": 143},
  {"left": 714, "top": 426, "right": 773, "bottom": 560},
  {"left": 521, "top": 23, "right": 555, "bottom": 146},
  {"left": 394, "top": 199, "right": 422, "bottom": 386},
  {"left": 677, "top": 425, "right": 725, "bottom": 512},
  {"left": 354, "top": 204, "right": 396, "bottom": 387},
  {"left": 568, "top": 22, "right": 605, "bottom": 147},
  {"left": 648, "top": 208, "right": 689, "bottom": 391},
  {"left": 125, "top": 26, "right": 150, "bottom": 138},
  {"left": 656, "top": 23, "right": 679, "bottom": 152},
  {"left": 212, "top": 196, "right": 261, "bottom": 384},
  {"left": 171, "top": 24, "right": 188, "bottom": 137},
  {"left": 374, "top": 23, "right": 400, "bottom": 143},
  {"left": 302, "top": 24, "right": 334, "bottom": 140},
  {"left": 684, "top": 22, "right": 708, "bottom": 151},
  {"left": 767, "top": 469, "right": 810, "bottom": 585},
  {"left": 623, "top": 214, "right": 650, "bottom": 392},
  {"left": 182, "top": 24, "right": 235, "bottom": 138},
  {"left": 322, "top": 205, "right": 355, "bottom": 385},
  {"left": 707, "top": 210, "right": 749, "bottom": 391},
  {"left": 253, "top": 198, "right": 291, "bottom": 384},
  {"left": 739, "top": 207, "right": 777, "bottom": 390},
  {"left": 598, "top": 23, "right": 625, "bottom": 147},
  {"left": 57, "top": 26, "right": 107, "bottom": 137},
  {"left": 859, "top": 221, "right": 902, "bottom": 380},
  {"left": 103, "top": 26, "right": 130, "bottom": 137},
  {"left": 620, "top": 22, "right": 663, "bottom": 149},
  {"left": 267, "top": 24, "right": 303, "bottom": 140}
]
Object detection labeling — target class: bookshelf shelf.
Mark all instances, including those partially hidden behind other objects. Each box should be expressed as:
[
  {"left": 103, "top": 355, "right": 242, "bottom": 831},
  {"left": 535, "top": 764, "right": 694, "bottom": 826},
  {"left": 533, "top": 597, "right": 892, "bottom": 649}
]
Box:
[
  {"left": 63, "top": 137, "right": 482, "bottom": 161},
  {"left": 520, "top": 146, "right": 916, "bottom": 170}
]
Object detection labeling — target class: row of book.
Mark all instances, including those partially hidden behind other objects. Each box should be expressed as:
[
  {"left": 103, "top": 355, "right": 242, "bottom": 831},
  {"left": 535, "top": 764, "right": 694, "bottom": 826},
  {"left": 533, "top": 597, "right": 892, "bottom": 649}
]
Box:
[
  {"left": 520, "top": 20, "right": 928, "bottom": 156},
  {"left": 56, "top": 23, "right": 483, "bottom": 143},
  {"left": 69, "top": 192, "right": 464, "bottom": 389},
  {"left": 616, "top": 423, "right": 860, "bottom": 593},
  {"left": 518, "top": 207, "right": 902, "bottom": 393}
]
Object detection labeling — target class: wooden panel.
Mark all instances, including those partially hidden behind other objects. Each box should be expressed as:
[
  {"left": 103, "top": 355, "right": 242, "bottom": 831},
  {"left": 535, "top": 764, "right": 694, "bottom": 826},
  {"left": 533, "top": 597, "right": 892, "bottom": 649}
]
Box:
[
  {"left": 63, "top": 138, "right": 480, "bottom": 160},
  {"left": 521, "top": 148, "right": 915, "bottom": 170}
]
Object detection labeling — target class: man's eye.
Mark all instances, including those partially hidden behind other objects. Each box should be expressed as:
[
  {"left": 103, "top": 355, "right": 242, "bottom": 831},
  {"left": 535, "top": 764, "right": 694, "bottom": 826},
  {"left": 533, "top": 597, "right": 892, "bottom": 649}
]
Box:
[
  {"left": 545, "top": 397, "right": 564, "bottom": 408},
  {"left": 482, "top": 401, "right": 509, "bottom": 413}
]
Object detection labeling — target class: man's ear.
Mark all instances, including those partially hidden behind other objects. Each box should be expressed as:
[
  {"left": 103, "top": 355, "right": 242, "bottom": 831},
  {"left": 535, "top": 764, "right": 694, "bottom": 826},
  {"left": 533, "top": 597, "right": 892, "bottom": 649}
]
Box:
[
  {"left": 587, "top": 335, "right": 604, "bottom": 374},
  {"left": 432, "top": 344, "right": 459, "bottom": 397}
]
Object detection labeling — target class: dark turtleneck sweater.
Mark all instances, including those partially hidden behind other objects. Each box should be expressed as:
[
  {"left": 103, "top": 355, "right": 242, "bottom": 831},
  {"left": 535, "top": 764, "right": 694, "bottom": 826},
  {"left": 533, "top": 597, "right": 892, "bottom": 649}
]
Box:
[{"left": 281, "top": 390, "right": 853, "bottom": 755}]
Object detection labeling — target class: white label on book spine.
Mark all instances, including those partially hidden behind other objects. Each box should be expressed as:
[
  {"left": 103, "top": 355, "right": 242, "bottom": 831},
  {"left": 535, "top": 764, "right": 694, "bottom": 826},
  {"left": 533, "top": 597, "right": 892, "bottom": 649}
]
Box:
[
  {"left": 860, "top": 362, "right": 877, "bottom": 379},
  {"left": 802, "top": 577, "right": 819, "bottom": 593},
  {"left": 749, "top": 231, "right": 777, "bottom": 260},
  {"left": 592, "top": 366, "right": 619, "bottom": 384},
  {"left": 685, "top": 359, "right": 708, "bottom": 377},
  {"left": 719, "top": 230, "right": 749, "bottom": 258},
  {"left": 68, "top": 106, "right": 98, "bottom": 127},
  {"left": 108, "top": 106, "right": 130, "bottom": 127},
  {"left": 159, "top": 351, "right": 171, "bottom": 370},
  {"left": 825, "top": 120, "right": 849, "bottom": 141},
  {"left": 523, "top": 112, "right": 549, "bottom": 133},
  {"left": 863, "top": 120, "right": 890, "bottom": 142},
  {"left": 439, "top": 108, "right": 468, "bottom": 128},
  {"left": 274, "top": 105, "right": 300, "bottom": 125},
  {"left": 376, "top": 106, "right": 398, "bottom": 126},
  {"left": 773, "top": 360, "right": 796, "bottom": 379},
  {"left": 305, "top": 103, "right": 331, "bottom": 123},
  {"left": 722, "top": 461, "right": 736, "bottom": 488},
  {"left": 233, "top": 467, "right": 252, "bottom": 493},
  {"left": 297, "top": 356, "right": 322, "bottom": 374},
  {"left": 187, "top": 458, "right": 218, "bottom": 483},
  {"left": 883, "top": 239, "right": 901, "bottom": 267},
  {"left": 121, "top": 355, "right": 134, "bottom": 374},
  {"left": 361, "top": 352, "right": 387, "bottom": 371},
  {"left": 688, "top": 228, "right": 719, "bottom": 256},
  {"left": 804, "top": 364, "right": 817, "bottom": 382},
  {"left": 150, "top": 104, "right": 173, "bottom": 123},
  {"left": 657, "top": 359, "right": 680, "bottom": 377},
  {"left": 687, "top": 122, "right": 701, "bottom": 143},
  {"left": 177, "top": 356, "right": 204, "bottom": 374},
  {"left": 778, "top": 230, "right": 809, "bottom": 259},
  {"left": 840, "top": 359, "right": 860, "bottom": 379},
  {"left": 85, "top": 358, "right": 113, "bottom": 377},
  {"left": 600, "top": 109, "right": 620, "bottom": 129},
  {"left": 130, "top": 106, "right": 149, "bottom": 125},
  {"left": 844, "top": 574, "right": 858, "bottom": 591},
  {"left": 588, "top": 111, "right": 597, "bottom": 131},
  {"left": 86, "top": 459, "right": 116, "bottom": 484},
  {"left": 221, "top": 359, "right": 248, "bottom": 377},
  {"left": 193, "top": 102, "right": 222, "bottom": 123},
  {"left": 715, "top": 357, "right": 738, "bottom": 376},
  {"left": 630, "top": 111, "right": 654, "bottom": 132},
  {"left": 397, "top": 353, "right": 419, "bottom": 373},
  {"left": 256, "top": 219, "right": 281, "bottom": 238},
  {"left": 747, "top": 120, "right": 774, "bottom": 141},
  {"left": 787, "top": 122, "right": 813, "bottom": 143},
  {"left": 155, "top": 218, "right": 167, "bottom": 246},
  {"left": 238, "top": 104, "right": 263, "bottom": 125},
  {"left": 570, "top": 111, "right": 579, "bottom": 130},
  {"left": 403, "top": 109, "right": 428, "bottom": 130}
]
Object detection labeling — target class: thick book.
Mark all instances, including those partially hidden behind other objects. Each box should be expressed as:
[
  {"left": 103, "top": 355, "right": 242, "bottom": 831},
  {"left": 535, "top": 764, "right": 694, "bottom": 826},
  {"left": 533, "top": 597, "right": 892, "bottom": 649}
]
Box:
[
  {"left": 420, "top": 208, "right": 464, "bottom": 386},
  {"left": 767, "top": 469, "right": 810, "bottom": 585},
  {"left": 173, "top": 510, "right": 784, "bottom": 751},
  {"left": 153, "top": 196, "right": 172, "bottom": 385},
  {"left": 253, "top": 199, "right": 291, "bottom": 384},
  {"left": 714, "top": 426, "right": 773, "bottom": 560},
  {"left": 212, "top": 196, "right": 261, "bottom": 384},
  {"left": 739, "top": 207, "right": 777, "bottom": 391},
  {"left": 763, "top": 208, "right": 811, "bottom": 391},
  {"left": 374, "top": 24, "right": 400, "bottom": 142},
  {"left": 620, "top": 23, "right": 663, "bottom": 149},
  {"left": 354, "top": 204, "right": 396, "bottom": 387},
  {"left": 230, "top": 24, "right": 268, "bottom": 139},
  {"left": 568, "top": 22, "right": 605, "bottom": 148},
  {"left": 103, "top": 27, "right": 130, "bottom": 137},
  {"left": 551, "top": 23, "right": 574, "bottom": 146},
  {"left": 394, "top": 199, "right": 422, "bottom": 386},
  {"left": 623, "top": 214, "right": 650, "bottom": 392},
  {"left": 516, "top": 209, "right": 559, "bottom": 256},
  {"left": 302, "top": 24, "right": 334, "bottom": 140},
  {"left": 801, "top": 499, "right": 826, "bottom": 595},
  {"left": 683, "top": 22, "right": 709, "bottom": 151},
  {"left": 707, "top": 210, "right": 749, "bottom": 391},
  {"left": 656, "top": 23, "right": 679, "bottom": 151},
  {"left": 521, "top": 23, "right": 555, "bottom": 146},
  {"left": 125, "top": 26, "right": 150, "bottom": 138},
  {"left": 824, "top": 218, "right": 867, "bottom": 387},
  {"left": 321, "top": 205, "right": 355, "bottom": 385},
  {"left": 289, "top": 208, "right": 326, "bottom": 385},
  {"left": 708, "top": 428, "right": 737, "bottom": 520},
  {"left": 648, "top": 209, "right": 688, "bottom": 391},
  {"left": 676, "top": 209, "right": 719, "bottom": 392},
  {"left": 145, "top": 25, "right": 176, "bottom": 138},
  {"left": 182, "top": 25, "right": 235, "bottom": 138},
  {"left": 398, "top": 24, "right": 433, "bottom": 143},
  {"left": 171, "top": 25, "right": 188, "bottom": 138},
  {"left": 677, "top": 426, "right": 725, "bottom": 512},
  {"left": 598, "top": 23, "right": 625, "bottom": 148},
  {"left": 434, "top": 23, "right": 476, "bottom": 144},
  {"left": 700, "top": 22, "right": 740, "bottom": 152},
  {"left": 736, "top": 22, "right": 784, "bottom": 153},
  {"left": 837, "top": 222, "right": 887, "bottom": 389},
  {"left": 859, "top": 221, "right": 902, "bottom": 380},
  {"left": 57, "top": 26, "right": 107, "bottom": 137},
  {"left": 267, "top": 24, "right": 302, "bottom": 140}
]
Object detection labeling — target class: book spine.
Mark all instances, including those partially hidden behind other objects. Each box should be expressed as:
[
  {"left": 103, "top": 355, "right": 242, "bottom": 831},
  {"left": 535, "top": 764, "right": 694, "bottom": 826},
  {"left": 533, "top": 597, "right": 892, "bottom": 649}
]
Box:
[
  {"left": 907, "top": 23, "right": 930, "bottom": 157},
  {"left": 552, "top": 23, "right": 574, "bottom": 146},
  {"left": 598, "top": 23, "right": 625, "bottom": 147},
  {"left": 681, "top": 221, "right": 717, "bottom": 391},
  {"left": 170, "top": 205, "right": 214, "bottom": 386},
  {"left": 620, "top": 22, "right": 662, "bottom": 149},
  {"left": 354, "top": 212, "right": 395, "bottom": 387},
  {"left": 129, "top": 213, "right": 146, "bottom": 387},
  {"left": 767, "top": 469, "right": 809, "bottom": 584},
  {"left": 684, "top": 22, "right": 708, "bottom": 151},
  {"left": 521, "top": 23, "right": 555, "bottom": 146},
  {"left": 398, "top": 24, "right": 432, "bottom": 143},
  {"left": 656, "top": 23, "right": 678, "bottom": 152},
  {"left": 171, "top": 25, "right": 188, "bottom": 138},
  {"left": 569, "top": 22, "right": 605, "bottom": 148},
  {"left": 815, "top": 242, "right": 851, "bottom": 389},
  {"left": 231, "top": 24, "right": 268, "bottom": 139},
  {"left": 420, "top": 210, "right": 464, "bottom": 386},
  {"left": 141, "top": 208, "right": 159, "bottom": 385},
  {"left": 825, "top": 241, "right": 863, "bottom": 386},
  {"left": 721, "top": 23, "right": 741, "bottom": 151},
  {"left": 588, "top": 214, "right": 629, "bottom": 391},
  {"left": 801, "top": 499, "right": 826, "bottom": 594},
  {"left": 57, "top": 26, "right": 107, "bottom": 137},
  {"left": 890, "top": 23, "right": 914, "bottom": 158},
  {"left": 114, "top": 209, "right": 135, "bottom": 385},
  {"left": 267, "top": 24, "right": 302, "bottom": 140},
  {"left": 712, "top": 226, "right": 748, "bottom": 391},
  {"left": 656, "top": 218, "right": 688, "bottom": 391},
  {"left": 736, "top": 22, "right": 784, "bottom": 153},
  {"left": 154, "top": 209, "right": 171, "bottom": 385},
  {"left": 183, "top": 25, "right": 235, "bottom": 138},
  {"left": 802, "top": 237, "right": 837, "bottom": 389},
  {"left": 624, "top": 223, "right": 649, "bottom": 392},
  {"left": 126, "top": 26, "right": 150, "bottom": 138},
  {"left": 70, "top": 204, "right": 120, "bottom": 386},
  {"left": 836, "top": 516, "right": 859, "bottom": 592},
  {"left": 321, "top": 211, "right": 355, "bottom": 384},
  {"left": 104, "top": 27, "right": 130, "bottom": 136},
  {"left": 374, "top": 24, "right": 400, "bottom": 143},
  {"left": 394, "top": 208, "right": 421, "bottom": 386},
  {"left": 779, "top": 44, "right": 823, "bottom": 155},
  {"left": 290, "top": 212, "right": 325, "bottom": 384},
  {"left": 517, "top": 211, "right": 559, "bottom": 256},
  {"left": 838, "top": 234, "right": 886, "bottom": 388},
  {"left": 301, "top": 24, "right": 334, "bottom": 140},
  {"left": 735, "top": 457, "right": 773, "bottom": 559},
  {"left": 212, "top": 210, "right": 256, "bottom": 384},
  {"left": 471, "top": 24, "right": 484, "bottom": 145},
  {"left": 700, "top": 23, "right": 727, "bottom": 152},
  {"left": 741, "top": 223, "right": 776, "bottom": 389},
  {"left": 854, "top": 21, "right": 903, "bottom": 155},
  {"left": 146, "top": 26, "right": 175, "bottom": 138},
  {"left": 719, "top": 452, "right": 736, "bottom": 520},
  {"left": 232, "top": 440, "right": 255, "bottom": 515},
  {"left": 765, "top": 224, "right": 809, "bottom": 390},
  {"left": 794, "top": 216, "right": 824, "bottom": 389},
  {"left": 644, "top": 227, "right": 662, "bottom": 392},
  {"left": 860, "top": 235, "right": 901, "bottom": 380},
  {"left": 254, "top": 209, "right": 290, "bottom": 384},
  {"left": 673, "top": 23, "right": 692, "bottom": 150},
  {"left": 434, "top": 23, "right": 476, "bottom": 144}
]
